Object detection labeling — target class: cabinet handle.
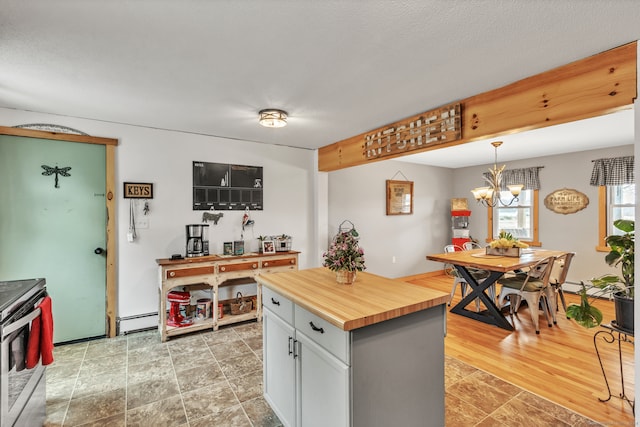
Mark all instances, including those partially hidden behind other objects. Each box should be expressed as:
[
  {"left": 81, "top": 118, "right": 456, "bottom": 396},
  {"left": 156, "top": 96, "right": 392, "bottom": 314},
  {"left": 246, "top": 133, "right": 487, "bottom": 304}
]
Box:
[
  {"left": 169, "top": 272, "right": 175, "bottom": 277},
  {"left": 288, "top": 336, "right": 293, "bottom": 355},
  {"left": 271, "top": 297, "right": 280, "bottom": 306},
  {"left": 309, "top": 321, "right": 324, "bottom": 334},
  {"left": 221, "top": 266, "right": 226, "bottom": 271},
  {"left": 252, "top": 264, "right": 257, "bottom": 269},
  {"left": 263, "top": 262, "right": 269, "bottom": 267},
  {"left": 293, "top": 339, "right": 299, "bottom": 358},
  {"left": 290, "top": 259, "right": 295, "bottom": 264}
]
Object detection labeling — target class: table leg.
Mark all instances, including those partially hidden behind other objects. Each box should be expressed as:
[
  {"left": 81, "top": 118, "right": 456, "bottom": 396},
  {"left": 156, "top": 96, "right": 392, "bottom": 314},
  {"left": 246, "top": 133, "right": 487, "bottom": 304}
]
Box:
[{"left": 449, "top": 268, "right": 514, "bottom": 331}]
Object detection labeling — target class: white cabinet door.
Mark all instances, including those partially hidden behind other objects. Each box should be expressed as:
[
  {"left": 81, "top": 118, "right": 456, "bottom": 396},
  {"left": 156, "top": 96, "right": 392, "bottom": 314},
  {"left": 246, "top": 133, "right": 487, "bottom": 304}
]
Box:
[
  {"left": 297, "top": 331, "right": 350, "bottom": 427},
  {"left": 263, "top": 308, "right": 296, "bottom": 427}
]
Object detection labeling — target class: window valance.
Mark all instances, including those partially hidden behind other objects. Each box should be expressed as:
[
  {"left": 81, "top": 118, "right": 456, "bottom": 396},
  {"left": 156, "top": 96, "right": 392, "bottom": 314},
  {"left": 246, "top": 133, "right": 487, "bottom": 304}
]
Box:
[
  {"left": 590, "top": 156, "right": 634, "bottom": 186},
  {"left": 482, "top": 166, "right": 543, "bottom": 191}
]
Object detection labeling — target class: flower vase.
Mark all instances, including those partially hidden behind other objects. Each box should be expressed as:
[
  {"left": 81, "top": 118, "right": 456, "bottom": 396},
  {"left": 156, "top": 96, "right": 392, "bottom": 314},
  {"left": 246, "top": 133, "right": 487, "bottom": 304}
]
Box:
[{"left": 336, "top": 270, "right": 356, "bottom": 285}]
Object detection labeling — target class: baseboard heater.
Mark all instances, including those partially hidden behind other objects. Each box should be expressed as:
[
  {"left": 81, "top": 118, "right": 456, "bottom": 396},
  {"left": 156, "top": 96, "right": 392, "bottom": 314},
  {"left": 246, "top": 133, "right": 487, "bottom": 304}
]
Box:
[{"left": 116, "top": 311, "right": 159, "bottom": 336}]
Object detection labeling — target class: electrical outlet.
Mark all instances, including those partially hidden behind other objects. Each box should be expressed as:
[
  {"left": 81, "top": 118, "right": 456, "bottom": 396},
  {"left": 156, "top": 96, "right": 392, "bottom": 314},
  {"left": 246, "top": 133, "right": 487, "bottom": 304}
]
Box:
[{"left": 392, "top": 256, "right": 396, "bottom": 264}]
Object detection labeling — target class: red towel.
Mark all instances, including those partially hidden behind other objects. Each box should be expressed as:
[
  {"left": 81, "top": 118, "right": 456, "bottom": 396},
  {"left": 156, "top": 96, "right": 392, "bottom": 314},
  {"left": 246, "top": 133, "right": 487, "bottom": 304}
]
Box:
[{"left": 26, "top": 296, "right": 54, "bottom": 368}]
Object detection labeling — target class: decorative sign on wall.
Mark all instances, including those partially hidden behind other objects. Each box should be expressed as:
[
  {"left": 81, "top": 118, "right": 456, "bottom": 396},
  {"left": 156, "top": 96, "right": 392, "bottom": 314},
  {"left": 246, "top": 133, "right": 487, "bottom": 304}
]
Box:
[
  {"left": 193, "top": 162, "right": 263, "bottom": 210},
  {"left": 123, "top": 182, "right": 153, "bottom": 199},
  {"left": 386, "top": 180, "right": 414, "bottom": 215},
  {"left": 544, "top": 188, "right": 589, "bottom": 215},
  {"left": 363, "top": 103, "right": 461, "bottom": 161}
]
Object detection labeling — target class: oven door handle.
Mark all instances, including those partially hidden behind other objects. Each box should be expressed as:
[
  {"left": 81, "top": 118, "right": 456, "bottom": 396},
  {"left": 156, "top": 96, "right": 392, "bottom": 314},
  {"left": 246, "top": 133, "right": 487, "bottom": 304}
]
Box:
[{"left": 2, "top": 307, "right": 41, "bottom": 339}]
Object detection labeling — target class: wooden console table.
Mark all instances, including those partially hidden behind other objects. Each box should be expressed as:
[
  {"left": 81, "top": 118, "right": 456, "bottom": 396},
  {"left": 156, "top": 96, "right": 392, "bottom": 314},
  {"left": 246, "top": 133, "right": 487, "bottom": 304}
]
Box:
[{"left": 156, "top": 251, "right": 299, "bottom": 342}]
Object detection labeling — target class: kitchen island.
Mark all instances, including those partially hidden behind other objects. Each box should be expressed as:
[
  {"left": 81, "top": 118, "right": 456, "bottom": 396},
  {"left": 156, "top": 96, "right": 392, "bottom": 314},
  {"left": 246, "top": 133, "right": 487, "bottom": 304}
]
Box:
[{"left": 256, "top": 268, "right": 449, "bottom": 427}]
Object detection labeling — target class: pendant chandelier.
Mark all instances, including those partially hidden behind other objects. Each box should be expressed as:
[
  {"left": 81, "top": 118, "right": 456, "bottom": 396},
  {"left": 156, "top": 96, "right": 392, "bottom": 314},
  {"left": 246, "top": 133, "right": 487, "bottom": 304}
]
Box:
[{"left": 470, "top": 141, "right": 523, "bottom": 208}]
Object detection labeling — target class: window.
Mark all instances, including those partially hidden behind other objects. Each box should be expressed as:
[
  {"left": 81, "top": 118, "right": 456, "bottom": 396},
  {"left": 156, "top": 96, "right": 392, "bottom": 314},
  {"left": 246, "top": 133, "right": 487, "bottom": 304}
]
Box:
[
  {"left": 487, "top": 189, "right": 540, "bottom": 246},
  {"left": 597, "top": 184, "right": 635, "bottom": 250},
  {"left": 493, "top": 190, "right": 533, "bottom": 239},
  {"left": 609, "top": 184, "right": 635, "bottom": 234}
]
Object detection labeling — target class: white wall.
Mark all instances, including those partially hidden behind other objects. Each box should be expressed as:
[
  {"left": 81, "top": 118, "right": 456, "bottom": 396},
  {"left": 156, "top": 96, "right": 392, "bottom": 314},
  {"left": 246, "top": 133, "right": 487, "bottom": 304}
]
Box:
[
  {"left": 0, "top": 107, "right": 318, "bottom": 331},
  {"left": 453, "top": 144, "right": 634, "bottom": 285},
  {"left": 327, "top": 160, "right": 453, "bottom": 278}
]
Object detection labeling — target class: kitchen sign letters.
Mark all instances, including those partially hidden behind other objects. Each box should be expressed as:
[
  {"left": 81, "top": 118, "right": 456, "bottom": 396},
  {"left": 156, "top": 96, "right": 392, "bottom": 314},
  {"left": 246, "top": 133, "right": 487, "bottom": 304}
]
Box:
[{"left": 363, "top": 103, "right": 461, "bottom": 160}]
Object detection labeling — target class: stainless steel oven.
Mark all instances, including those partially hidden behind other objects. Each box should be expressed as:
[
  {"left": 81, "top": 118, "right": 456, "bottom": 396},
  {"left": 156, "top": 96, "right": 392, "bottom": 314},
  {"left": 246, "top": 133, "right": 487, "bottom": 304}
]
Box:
[{"left": 0, "top": 279, "right": 47, "bottom": 427}]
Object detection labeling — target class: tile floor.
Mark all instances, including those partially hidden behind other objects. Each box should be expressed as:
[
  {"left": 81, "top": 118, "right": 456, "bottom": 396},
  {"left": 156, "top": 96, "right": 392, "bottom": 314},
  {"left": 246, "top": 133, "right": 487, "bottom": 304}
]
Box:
[{"left": 45, "top": 321, "right": 602, "bottom": 427}]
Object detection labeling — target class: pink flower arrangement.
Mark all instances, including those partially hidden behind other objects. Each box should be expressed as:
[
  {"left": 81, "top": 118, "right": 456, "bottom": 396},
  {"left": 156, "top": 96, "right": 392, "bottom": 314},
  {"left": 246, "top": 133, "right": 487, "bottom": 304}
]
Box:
[{"left": 322, "top": 230, "right": 366, "bottom": 272}]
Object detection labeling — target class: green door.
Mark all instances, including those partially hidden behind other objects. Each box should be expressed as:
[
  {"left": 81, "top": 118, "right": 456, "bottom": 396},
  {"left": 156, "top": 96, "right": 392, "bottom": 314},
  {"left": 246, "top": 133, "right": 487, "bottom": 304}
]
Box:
[{"left": 0, "top": 135, "right": 107, "bottom": 343}]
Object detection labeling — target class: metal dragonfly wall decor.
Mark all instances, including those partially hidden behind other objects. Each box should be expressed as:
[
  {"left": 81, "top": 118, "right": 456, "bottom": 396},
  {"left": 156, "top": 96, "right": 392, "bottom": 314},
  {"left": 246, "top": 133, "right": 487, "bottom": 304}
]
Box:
[{"left": 41, "top": 165, "right": 72, "bottom": 188}]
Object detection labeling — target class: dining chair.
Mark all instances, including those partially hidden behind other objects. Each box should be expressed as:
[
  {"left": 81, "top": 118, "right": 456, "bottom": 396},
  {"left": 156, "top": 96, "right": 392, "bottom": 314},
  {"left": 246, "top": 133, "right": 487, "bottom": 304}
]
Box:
[
  {"left": 444, "top": 244, "right": 490, "bottom": 310},
  {"left": 444, "top": 244, "right": 467, "bottom": 306},
  {"left": 548, "top": 252, "right": 576, "bottom": 320},
  {"left": 497, "top": 256, "right": 556, "bottom": 334}
]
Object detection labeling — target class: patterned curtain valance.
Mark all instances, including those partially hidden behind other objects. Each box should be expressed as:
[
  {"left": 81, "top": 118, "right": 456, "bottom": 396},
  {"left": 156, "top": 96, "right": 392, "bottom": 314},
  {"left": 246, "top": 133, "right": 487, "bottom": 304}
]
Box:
[
  {"left": 590, "top": 156, "right": 634, "bottom": 186},
  {"left": 482, "top": 167, "right": 543, "bottom": 191}
]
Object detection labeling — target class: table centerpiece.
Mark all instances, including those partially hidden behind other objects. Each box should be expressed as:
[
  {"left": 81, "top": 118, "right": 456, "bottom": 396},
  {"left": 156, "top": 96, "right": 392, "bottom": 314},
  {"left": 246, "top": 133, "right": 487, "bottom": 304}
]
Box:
[{"left": 486, "top": 230, "right": 529, "bottom": 257}]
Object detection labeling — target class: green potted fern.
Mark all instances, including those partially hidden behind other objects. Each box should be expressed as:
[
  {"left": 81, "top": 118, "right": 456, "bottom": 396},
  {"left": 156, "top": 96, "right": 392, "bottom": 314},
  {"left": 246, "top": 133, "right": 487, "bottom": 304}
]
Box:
[{"left": 566, "top": 219, "right": 634, "bottom": 332}]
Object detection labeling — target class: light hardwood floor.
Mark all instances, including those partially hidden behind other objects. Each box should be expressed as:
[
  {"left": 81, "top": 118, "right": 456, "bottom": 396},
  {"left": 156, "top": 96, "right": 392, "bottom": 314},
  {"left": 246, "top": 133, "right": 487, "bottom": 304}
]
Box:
[{"left": 406, "top": 273, "right": 635, "bottom": 426}]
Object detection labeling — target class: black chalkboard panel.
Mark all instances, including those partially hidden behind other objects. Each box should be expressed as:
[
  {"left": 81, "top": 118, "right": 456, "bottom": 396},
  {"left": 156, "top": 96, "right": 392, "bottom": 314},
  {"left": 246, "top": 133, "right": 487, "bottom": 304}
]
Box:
[{"left": 193, "top": 161, "right": 263, "bottom": 210}]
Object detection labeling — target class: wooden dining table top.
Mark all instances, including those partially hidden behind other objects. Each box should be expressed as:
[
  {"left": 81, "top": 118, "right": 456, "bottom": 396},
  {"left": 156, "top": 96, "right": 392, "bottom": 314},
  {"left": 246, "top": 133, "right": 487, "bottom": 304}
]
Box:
[{"left": 426, "top": 248, "right": 566, "bottom": 273}]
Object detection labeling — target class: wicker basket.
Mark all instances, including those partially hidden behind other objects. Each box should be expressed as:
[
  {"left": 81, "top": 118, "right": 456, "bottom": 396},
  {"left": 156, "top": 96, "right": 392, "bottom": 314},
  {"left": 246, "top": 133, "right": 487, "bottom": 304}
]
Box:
[{"left": 230, "top": 292, "right": 253, "bottom": 315}]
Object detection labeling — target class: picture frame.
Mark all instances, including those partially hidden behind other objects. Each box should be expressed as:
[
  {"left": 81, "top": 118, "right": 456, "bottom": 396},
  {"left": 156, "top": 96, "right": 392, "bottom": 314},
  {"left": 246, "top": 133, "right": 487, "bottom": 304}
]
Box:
[
  {"left": 262, "top": 240, "right": 276, "bottom": 254},
  {"left": 223, "top": 242, "right": 233, "bottom": 256},
  {"left": 386, "top": 180, "right": 414, "bottom": 215},
  {"left": 234, "top": 240, "right": 245, "bottom": 256}
]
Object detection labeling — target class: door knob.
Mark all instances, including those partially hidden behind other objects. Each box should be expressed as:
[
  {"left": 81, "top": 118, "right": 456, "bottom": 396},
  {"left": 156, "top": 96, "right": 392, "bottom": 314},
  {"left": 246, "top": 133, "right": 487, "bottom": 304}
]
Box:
[{"left": 94, "top": 247, "right": 106, "bottom": 255}]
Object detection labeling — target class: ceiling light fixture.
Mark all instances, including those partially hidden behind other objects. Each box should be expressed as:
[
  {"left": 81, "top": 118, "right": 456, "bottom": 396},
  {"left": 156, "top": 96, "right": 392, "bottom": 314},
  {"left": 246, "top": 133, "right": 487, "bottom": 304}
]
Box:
[
  {"left": 258, "top": 109, "right": 288, "bottom": 128},
  {"left": 470, "top": 141, "right": 523, "bottom": 208}
]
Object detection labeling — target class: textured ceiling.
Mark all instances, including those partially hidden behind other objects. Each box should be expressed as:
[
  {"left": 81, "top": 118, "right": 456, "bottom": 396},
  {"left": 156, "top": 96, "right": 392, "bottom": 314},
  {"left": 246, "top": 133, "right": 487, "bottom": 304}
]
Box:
[{"left": 1, "top": 1, "right": 639, "bottom": 166}]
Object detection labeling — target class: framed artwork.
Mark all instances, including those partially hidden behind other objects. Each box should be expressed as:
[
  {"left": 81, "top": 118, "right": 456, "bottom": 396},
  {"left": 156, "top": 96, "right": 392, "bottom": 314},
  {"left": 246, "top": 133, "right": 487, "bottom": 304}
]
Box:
[
  {"left": 223, "top": 242, "right": 233, "bottom": 256},
  {"left": 386, "top": 180, "right": 414, "bottom": 215},
  {"left": 262, "top": 240, "right": 276, "bottom": 254}
]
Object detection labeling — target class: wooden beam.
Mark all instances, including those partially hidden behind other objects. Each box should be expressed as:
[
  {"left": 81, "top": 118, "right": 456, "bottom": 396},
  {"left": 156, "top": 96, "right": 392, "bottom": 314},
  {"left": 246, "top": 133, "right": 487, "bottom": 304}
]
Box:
[
  {"left": 318, "top": 42, "right": 637, "bottom": 172},
  {"left": 0, "top": 126, "right": 118, "bottom": 146}
]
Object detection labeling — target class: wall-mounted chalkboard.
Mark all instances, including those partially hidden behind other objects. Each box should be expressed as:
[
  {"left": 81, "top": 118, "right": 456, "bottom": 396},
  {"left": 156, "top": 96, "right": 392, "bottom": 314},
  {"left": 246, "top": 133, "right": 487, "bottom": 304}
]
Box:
[{"left": 193, "top": 161, "right": 263, "bottom": 210}]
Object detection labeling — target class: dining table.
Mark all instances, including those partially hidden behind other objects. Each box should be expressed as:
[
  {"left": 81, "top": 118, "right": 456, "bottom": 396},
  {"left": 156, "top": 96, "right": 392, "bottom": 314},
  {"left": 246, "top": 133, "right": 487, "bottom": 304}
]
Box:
[{"left": 426, "top": 248, "right": 566, "bottom": 331}]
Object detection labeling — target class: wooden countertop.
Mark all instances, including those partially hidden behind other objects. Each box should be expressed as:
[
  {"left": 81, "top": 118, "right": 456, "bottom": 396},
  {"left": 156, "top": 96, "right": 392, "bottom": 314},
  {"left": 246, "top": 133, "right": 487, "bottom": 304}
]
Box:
[
  {"left": 256, "top": 268, "right": 449, "bottom": 331},
  {"left": 156, "top": 251, "right": 300, "bottom": 266}
]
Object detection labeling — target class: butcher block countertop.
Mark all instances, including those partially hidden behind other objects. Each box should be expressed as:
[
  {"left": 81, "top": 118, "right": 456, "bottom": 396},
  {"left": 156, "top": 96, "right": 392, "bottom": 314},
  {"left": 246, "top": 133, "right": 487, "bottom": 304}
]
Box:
[{"left": 256, "top": 268, "right": 448, "bottom": 331}]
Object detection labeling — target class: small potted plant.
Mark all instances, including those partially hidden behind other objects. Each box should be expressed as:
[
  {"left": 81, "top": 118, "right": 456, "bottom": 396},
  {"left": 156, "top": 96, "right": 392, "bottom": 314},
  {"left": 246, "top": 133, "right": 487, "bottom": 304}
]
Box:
[
  {"left": 566, "top": 219, "right": 634, "bottom": 332},
  {"left": 322, "top": 228, "right": 366, "bottom": 284}
]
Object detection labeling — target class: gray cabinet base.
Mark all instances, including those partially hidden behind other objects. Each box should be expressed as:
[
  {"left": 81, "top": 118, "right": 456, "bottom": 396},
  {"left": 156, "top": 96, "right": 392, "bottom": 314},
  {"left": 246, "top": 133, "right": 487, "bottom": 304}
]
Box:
[{"left": 351, "top": 306, "right": 445, "bottom": 427}]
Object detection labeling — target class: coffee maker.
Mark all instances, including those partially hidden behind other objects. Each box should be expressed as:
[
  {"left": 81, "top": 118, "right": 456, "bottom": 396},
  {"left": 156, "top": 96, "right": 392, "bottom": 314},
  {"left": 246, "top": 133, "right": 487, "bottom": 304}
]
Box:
[{"left": 186, "top": 224, "right": 209, "bottom": 257}]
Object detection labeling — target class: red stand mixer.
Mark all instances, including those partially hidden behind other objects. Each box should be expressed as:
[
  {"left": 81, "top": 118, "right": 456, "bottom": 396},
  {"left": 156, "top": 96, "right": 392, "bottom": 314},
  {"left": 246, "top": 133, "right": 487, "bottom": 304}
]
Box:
[{"left": 167, "top": 291, "right": 193, "bottom": 327}]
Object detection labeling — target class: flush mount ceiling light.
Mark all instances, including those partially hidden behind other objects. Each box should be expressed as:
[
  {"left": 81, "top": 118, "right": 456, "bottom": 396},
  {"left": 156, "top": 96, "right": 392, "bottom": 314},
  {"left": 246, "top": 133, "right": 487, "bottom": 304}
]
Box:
[{"left": 258, "top": 109, "right": 288, "bottom": 128}]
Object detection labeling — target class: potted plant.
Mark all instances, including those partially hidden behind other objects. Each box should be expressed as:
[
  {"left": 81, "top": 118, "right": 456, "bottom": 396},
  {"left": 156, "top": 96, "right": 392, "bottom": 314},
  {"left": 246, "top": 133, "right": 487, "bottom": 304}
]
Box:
[
  {"left": 322, "top": 228, "right": 366, "bottom": 284},
  {"left": 566, "top": 219, "right": 634, "bottom": 332}
]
